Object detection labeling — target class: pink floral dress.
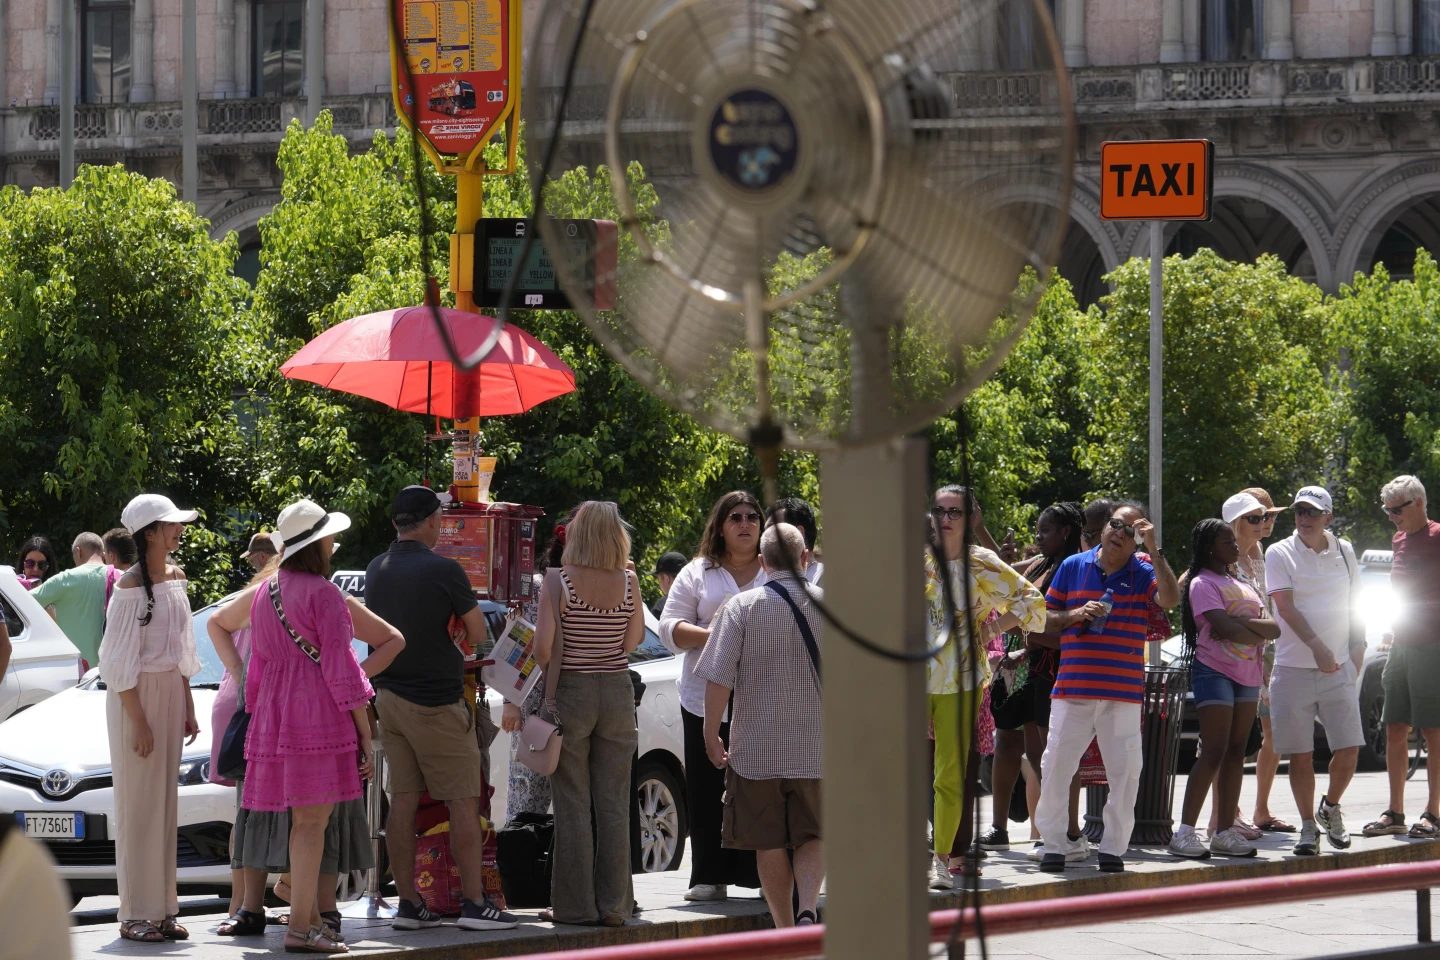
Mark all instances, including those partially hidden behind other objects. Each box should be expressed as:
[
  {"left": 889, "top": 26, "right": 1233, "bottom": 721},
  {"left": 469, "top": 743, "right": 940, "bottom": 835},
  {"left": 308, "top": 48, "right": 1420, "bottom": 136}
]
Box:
[{"left": 242, "top": 571, "right": 373, "bottom": 812}]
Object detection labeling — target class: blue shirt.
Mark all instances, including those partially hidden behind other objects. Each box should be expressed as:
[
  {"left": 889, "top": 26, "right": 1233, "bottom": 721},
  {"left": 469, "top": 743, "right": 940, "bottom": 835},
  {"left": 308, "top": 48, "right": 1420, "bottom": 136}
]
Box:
[{"left": 1045, "top": 547, "right": 1158, "bottom": 703}]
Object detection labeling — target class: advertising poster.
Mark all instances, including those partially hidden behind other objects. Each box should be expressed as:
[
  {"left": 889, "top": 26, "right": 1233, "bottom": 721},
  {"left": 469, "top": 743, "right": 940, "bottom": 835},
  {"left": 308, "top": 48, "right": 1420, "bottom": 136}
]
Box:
[
  {"left": 436, "top": 512, "right": 492, "bottom": 595},
  {"left": 391, "top": 0, "right": 517, "bottom": 162},
  {"left": 482, "top": 616, "right": 542, "bottom": 706}
]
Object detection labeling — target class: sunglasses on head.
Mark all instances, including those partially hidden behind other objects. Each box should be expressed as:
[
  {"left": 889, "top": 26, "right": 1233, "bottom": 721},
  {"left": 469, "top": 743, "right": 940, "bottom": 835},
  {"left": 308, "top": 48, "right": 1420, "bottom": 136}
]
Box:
[
  {"left": 726, "top": 510, "right": 761, "bottom": 525},
  {"left": 1383, "top": 499, "right": 1414, "bottom": 516}
]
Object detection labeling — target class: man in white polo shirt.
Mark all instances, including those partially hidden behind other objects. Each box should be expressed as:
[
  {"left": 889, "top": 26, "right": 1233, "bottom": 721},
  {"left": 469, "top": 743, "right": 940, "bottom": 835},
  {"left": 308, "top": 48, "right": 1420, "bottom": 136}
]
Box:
[{"left": 1265, "top": 485, "right": 1365, "bottom": 856}]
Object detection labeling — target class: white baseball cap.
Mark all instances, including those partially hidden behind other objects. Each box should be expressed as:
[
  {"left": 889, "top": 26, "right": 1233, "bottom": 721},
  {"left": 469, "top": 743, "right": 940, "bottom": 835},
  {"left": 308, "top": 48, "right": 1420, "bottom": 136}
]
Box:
[
  {"left": 121, "top": 494, "right": 199, "bottom": 534},
  {"left": 1221, "top": 492, "right": 1266, "bottom": 524},
  {"left": 1291, "top": 485, "right": 1333, "bottom": 513}
]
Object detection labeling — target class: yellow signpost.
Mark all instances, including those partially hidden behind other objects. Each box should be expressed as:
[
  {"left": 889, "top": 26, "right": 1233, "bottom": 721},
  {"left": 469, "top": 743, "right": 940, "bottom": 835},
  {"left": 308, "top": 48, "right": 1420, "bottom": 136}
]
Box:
[{"left": 389, "top": 0, "right": 524, "bottom": 503}]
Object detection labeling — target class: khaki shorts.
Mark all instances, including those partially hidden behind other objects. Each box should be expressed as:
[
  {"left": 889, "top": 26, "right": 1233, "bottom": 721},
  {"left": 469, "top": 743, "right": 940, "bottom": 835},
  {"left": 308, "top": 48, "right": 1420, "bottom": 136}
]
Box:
[
  {"left": 375, "top": 689, "right": 485, "bottom": 801},
  {"left": 1269, "top": 663, "right": 1365, "bottom": 757},
  {"left": 721, "top": 769, "right": 821, "bottom": 851},
  {"left": 1382, "top": 644, "right": 1440, "bottom": 731}
]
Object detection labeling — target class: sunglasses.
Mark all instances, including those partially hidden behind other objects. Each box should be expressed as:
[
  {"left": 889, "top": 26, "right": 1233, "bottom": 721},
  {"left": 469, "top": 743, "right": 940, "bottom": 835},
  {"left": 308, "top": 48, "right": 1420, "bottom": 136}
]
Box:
[
  {"left": 726, "top": 511, "right": 761, "bottom": 525},
  {"left": 1294, "top": 504, "right": 1325, "bottom": 518},
  {"left": 930, "top": 507, "right": 966, "bottom": 521},
  {"left": 1107, "top": 518, "right": 1137, "bottom": 537},
  {"left": 1383, "top": 499, "right": 1414, "bottom": 516},
  {"left": 1240, "top": 513, "right": 1268, "bottom": 525},
  {"left": 22, "top": 558, "right": 49, "bottom": 570}
]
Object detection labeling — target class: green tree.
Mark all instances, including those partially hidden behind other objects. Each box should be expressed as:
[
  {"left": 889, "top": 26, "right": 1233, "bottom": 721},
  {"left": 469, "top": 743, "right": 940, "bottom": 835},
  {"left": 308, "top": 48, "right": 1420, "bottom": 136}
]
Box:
[
  {"left": 1076, "top": 249, "right": 1338, "bottom": 565},
  {"left": 1328, "top": 251, "right": 1440, "bottom": 551},
  {"left": 0, "top": 164, "right": 251, "bottom": 600}
]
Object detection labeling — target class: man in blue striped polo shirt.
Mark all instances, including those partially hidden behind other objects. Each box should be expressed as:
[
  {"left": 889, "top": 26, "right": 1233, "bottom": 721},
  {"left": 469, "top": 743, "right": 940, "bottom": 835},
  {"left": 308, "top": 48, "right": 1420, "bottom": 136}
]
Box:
[{"left": 1034, "top": 500, "right": 1180, "bottom": 873}]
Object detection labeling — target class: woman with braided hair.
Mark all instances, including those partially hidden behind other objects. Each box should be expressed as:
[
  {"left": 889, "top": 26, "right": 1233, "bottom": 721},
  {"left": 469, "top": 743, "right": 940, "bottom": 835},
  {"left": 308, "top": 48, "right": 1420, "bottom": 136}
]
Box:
[
  {"left": 100, "top": 495, "right": 202, "bottom": 944},
  {"left": 976, "top": 502, "right": 1084, "bottom": 853},
  {"left": 1167, "top": 518, "right": 1280, "bottom": 860}
]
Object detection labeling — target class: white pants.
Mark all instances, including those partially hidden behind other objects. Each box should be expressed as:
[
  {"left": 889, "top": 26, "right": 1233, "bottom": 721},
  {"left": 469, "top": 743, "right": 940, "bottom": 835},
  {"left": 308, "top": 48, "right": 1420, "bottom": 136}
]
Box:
[{"left": 1036, "top": 698, "right": 1143, "bottom": 857}]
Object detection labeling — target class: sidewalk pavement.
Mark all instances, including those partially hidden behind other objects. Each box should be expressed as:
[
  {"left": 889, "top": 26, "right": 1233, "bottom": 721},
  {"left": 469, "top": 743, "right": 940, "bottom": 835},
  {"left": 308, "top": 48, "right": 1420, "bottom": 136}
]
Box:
[{"left": 69, "top": 770, "right": 1439, "bottom": 959}]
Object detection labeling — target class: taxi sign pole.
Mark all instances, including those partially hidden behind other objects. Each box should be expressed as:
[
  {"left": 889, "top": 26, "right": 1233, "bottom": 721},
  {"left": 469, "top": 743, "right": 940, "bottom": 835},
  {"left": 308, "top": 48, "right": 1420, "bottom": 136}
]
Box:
[{"left": 1149, "top": 219, "right": 1164, "bottom": 551}]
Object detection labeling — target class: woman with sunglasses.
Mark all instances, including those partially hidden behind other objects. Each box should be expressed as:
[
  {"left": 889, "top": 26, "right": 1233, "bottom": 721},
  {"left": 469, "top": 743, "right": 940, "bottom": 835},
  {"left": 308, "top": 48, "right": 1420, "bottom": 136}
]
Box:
[
  {"left": 1168, "top": 519, "right": 1280, "bottom": 859},
  {"left": 15, "top": 535, "right": 58, "bottom": 590},
  {"left": 659, "top": 491, "right": 765, "bottom": 901},
  {"left": 925, "top": 485, "right": 1046, "bottom": 887}
]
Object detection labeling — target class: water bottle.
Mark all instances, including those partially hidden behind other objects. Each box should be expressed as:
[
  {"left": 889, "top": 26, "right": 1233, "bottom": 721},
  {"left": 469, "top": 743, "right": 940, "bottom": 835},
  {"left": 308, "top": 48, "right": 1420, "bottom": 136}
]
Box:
[{"left": 1085, "top": 588, "right": 1115, "bottom": 634}]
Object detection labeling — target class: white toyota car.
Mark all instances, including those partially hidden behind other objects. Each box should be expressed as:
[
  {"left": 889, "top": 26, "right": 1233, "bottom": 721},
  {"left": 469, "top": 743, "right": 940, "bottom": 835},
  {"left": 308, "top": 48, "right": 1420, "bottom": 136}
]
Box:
[
  {"left": 0, "top": 575, "right": 687, "bottom": 902},
  {"left": 0, "top": 564, "right": 85, "bottom": 722}
]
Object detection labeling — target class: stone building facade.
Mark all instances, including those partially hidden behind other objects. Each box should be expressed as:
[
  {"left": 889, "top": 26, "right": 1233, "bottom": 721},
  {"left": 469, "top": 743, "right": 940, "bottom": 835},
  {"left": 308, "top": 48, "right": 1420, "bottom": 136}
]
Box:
[{"left": 2, "top": 0, "right": 1438, "bottom": 299}]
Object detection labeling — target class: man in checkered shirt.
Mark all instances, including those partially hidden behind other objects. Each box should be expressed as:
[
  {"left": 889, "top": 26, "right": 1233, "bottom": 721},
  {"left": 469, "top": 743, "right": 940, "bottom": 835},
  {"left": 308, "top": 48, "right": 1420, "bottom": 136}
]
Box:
[{"left": 695, "top": 522, "right": 824, "bottom": 927}]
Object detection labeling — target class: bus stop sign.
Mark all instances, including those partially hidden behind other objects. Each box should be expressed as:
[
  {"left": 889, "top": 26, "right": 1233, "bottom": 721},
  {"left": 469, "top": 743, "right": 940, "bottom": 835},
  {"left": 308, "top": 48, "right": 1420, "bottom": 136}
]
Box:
[
  {"left": 390, "top": 0, "right": 522, "bottom": 168},
  {"left": 1100, "top": 139, "right": 1214, "bottom": 221}
]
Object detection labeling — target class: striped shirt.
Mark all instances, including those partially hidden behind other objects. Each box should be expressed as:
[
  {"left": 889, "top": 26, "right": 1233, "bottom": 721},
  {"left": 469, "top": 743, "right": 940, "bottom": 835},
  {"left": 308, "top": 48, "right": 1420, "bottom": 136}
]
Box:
[
  {"left": 558, "top": 568, "right": 633, "bottom": 673},
  {"left": 1046, "top": 547, "right": 1158, "bottom": 703}
]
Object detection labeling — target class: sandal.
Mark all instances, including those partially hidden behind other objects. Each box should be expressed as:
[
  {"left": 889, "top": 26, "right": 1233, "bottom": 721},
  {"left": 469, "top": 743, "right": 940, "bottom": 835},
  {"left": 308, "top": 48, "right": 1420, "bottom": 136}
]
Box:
[
  {"left": 159, "top": 916, "right": 189, "bottom": 941},
  {"left": 321, "top": 911, "right": 345, "bottom": 943},
  {"left": 119, "top": 919, "right": 165, "bottom": 943},
  {"left": 1409, "top": 812, "right": 1439, "bottom": 839},
  {"left": 218, "top": 908, "right": 268, "bottom": 936},
  {"left": 1254, "top": 816, "right": 1297, "bottom": 833},
  {"left": 284, "top": 924, "right": 349, "bottom": 954},
  {"left": 1363, "top": 809, "right": 1409, "bottom": 837}
]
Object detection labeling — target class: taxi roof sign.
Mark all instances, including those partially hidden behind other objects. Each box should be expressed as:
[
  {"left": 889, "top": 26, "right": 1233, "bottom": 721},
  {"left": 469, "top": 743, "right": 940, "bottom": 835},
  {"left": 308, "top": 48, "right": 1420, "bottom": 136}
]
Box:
[{"left": 1100, "top": 139, "right": 1214, "bottom": 221}]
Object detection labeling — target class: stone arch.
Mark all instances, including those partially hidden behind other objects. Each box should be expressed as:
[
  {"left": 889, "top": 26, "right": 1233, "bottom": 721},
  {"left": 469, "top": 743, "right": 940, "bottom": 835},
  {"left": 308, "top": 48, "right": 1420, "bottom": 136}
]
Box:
[
  {"left": 1334, "top": 159, "right": 1440, "bottom": 285},
  {"left": 1210, "top": 166, "right": 1333, "bottom": 290},
  {"left": 207, "top": 193, "right": 278, "bottom": 286},
  {"left": 979, "top": 176, "right": 1124, "bottom": 306}
]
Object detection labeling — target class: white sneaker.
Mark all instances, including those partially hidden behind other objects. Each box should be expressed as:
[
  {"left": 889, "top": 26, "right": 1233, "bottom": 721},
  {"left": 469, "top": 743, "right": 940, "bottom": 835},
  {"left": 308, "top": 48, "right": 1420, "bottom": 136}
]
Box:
[
  {"left": 1167, "top": 827, "right": 1210, "bottom": 859},
  {"left": 930, "top": 855, "right": 953, "bottom": 890},
  {"left": 1210, "top": 827, "right": 1258, "bottom": 857},
  {"left": 1027, "top": 836, "right": 1090, "bottom": 863},
  {"left": 684, "top": 884, "right": 729, "bottom": 902},
  {"left": 1316, "top": 798, "right": 1352, "bottom": 849}
]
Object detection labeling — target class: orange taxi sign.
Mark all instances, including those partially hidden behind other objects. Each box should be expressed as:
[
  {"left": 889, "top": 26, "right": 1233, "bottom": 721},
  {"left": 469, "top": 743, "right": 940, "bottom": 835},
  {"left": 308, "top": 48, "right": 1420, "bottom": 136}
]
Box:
[{"left": 1100, "top": 140, "right": 1214, "bottom": 221}]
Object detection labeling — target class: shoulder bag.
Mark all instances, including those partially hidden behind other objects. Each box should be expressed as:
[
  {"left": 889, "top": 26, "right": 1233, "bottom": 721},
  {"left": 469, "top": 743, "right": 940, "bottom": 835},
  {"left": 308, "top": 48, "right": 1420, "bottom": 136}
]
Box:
[
  {"left": 1338, "top": 540, "right": 1367, "bottom": 654},
  {"left": 216, "top": 577, "right": 322, "bottom": 779},
  {"left": 517, "top": 570, "right": 565, "bottom": 776},
  {"left": 764, "top": 580, "right": 821, "bottom": 685}
]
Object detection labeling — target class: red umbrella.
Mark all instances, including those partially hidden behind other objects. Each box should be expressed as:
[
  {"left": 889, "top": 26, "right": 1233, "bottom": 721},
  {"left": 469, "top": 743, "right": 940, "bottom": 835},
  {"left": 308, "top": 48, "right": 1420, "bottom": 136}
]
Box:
[{"left": 279, "top": 306, "right": 576, "bottom": 418}]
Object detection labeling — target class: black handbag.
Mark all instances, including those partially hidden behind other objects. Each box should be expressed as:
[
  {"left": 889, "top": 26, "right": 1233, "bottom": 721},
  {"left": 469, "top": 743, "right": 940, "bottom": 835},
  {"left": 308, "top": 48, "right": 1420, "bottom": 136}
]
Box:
[
  {"left": 216, "top": 708, "right": 250, "bottom": 780},
  {"left": 496, "top": 813, "right": 554, "bottom": 907}
]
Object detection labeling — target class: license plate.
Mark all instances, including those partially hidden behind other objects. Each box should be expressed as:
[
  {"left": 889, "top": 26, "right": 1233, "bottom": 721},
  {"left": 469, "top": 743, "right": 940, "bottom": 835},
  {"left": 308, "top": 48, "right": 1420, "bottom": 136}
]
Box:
[{"left": 16, "top": 811, "right": 85, "bottom": 840}]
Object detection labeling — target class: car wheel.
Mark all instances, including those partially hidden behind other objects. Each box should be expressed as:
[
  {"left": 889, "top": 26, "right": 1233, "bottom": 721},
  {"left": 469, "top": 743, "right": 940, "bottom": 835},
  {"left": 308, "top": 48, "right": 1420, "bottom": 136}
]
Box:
[
  {"left": 633, "top": 758, "right": 686, "bottom": 873},
  {"left": 1358, "top": 673, "right": 1387, "bottom": 771}
]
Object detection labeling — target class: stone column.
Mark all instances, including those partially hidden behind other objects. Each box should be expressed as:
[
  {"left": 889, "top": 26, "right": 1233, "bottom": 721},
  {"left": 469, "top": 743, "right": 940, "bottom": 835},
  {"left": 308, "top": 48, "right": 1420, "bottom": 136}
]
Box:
[
  {"left": 1060, "top": 0, "right": 1088, "bottom": 67},
  {"left": 304, "top": 0, "right": 325, "bottom": 122},
  {"left": 214, "top": 0, "right": 238, "bottom": 98},
  {"left": 1161, "top": 0, "right": 1186, "bottom": 61},
  {"left": 1396, "top": 0, "right": 1414, "bottom": 54},
  {"left": 1263, "top": 0, "right": 1294, "bottom": 58},
  {"left": 1184, "top": 0, "right": 1202, "bottom": 60},
  {"left": 44, "top": 0, "right": 61, "bottom": 103},
  {"left": 1372, "top": 0, "right": 1398, "bottom": 54},
  {"left": 131, "top": 0, "right": 156, "bottom": 102}
]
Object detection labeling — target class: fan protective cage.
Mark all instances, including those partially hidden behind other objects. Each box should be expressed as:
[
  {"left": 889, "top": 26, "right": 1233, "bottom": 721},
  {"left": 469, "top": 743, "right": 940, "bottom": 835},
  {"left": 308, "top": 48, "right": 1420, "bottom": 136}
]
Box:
[{"left": 526, "top": 0, "right": 1076, "bottom": 450}]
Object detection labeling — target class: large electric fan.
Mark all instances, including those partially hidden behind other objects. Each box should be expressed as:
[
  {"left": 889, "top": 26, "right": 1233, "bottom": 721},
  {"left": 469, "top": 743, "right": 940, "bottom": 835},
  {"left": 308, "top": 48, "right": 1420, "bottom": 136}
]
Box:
[{"left": 527, "top": 0, "right": 1074, "bottom": 464}]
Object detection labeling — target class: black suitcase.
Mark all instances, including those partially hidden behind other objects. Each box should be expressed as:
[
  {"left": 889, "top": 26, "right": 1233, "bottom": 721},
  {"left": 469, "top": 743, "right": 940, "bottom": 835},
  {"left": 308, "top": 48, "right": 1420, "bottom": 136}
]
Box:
[{"left": 496, "top": 812, "right": 554, "bottom": 907}]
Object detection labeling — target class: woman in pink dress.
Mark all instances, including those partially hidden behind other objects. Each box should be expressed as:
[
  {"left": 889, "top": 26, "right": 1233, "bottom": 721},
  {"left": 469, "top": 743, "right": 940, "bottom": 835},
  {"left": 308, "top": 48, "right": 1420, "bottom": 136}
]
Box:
[{"left": 244, "top": 499, "right": 373, "bottom": 955}]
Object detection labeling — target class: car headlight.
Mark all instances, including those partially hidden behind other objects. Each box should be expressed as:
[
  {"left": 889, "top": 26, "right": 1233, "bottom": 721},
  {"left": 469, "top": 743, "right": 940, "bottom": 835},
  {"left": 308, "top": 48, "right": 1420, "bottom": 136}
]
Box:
[{"left": 177, "top": 758, "right": 211, "bottom": 786}]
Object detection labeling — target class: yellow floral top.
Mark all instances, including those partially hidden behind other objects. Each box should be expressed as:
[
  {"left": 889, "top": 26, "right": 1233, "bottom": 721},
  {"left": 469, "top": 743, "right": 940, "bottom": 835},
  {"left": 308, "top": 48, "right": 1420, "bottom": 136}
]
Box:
[{"left": 925, "top": 546, "right": 1048, "bottom": 695}]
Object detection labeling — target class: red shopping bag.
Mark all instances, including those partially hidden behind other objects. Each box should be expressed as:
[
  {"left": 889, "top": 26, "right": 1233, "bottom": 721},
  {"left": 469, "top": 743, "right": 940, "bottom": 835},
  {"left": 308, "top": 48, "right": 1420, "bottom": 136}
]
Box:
[
  {"left": 1078, "top": 737, "right": 1108, "bottom": 786},
  {"left": 413, "top": 820, "right": 507, "bottom": 917}
]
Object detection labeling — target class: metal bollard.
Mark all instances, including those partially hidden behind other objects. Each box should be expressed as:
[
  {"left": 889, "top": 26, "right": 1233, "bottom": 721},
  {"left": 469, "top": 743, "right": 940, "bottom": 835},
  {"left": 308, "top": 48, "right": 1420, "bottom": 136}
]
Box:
[{"left": 339, "top": 740, "right": 396, "bottom": 919}]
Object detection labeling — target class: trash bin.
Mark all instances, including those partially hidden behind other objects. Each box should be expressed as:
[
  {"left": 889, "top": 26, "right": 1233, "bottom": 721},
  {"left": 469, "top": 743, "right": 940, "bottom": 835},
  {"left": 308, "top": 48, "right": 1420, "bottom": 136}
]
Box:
[{"left": 1082, "top": 664, "right": 1190, "bottom": 845}]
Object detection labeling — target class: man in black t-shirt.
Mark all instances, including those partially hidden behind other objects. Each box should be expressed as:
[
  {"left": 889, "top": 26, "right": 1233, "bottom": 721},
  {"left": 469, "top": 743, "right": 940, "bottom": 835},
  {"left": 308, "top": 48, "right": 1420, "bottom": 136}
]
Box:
[{"left": 366, "top": 485, "right": 518, "bottom": 931}]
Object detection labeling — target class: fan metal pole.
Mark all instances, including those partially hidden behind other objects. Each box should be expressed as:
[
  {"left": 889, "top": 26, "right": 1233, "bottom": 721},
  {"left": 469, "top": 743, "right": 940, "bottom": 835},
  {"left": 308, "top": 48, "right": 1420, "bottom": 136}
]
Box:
[{"left": 820, "top": 439, "right": 930, "bottom": 960}]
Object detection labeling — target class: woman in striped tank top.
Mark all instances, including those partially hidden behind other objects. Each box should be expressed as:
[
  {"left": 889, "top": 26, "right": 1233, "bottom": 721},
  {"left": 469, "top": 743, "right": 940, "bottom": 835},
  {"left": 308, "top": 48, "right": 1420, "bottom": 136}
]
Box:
[{"left": 533, "top": 501, "right": 645, "bottom": 926}]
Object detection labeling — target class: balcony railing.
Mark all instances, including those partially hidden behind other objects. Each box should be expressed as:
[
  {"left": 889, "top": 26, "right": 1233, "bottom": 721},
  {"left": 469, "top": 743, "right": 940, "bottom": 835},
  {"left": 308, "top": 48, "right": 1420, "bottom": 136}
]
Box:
[{"left": 3, "top": 93, "right": 396, "bottom": 157}]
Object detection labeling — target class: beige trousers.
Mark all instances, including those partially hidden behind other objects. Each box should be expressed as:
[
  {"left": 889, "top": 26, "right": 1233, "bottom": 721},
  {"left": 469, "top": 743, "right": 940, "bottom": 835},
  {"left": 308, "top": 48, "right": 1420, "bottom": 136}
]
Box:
[{"left": 106, "top": 669, "right": 184, "bottom": 922}]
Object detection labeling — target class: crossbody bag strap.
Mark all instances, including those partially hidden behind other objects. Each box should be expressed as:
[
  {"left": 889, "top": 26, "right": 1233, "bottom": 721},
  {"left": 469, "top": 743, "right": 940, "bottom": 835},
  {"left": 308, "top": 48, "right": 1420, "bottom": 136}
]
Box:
[
  {"left": 268, "top": 576, "right": 321, "bottom": 665},
  {"left": 764, "top": 580, "right": 821, "bottom": 684}
]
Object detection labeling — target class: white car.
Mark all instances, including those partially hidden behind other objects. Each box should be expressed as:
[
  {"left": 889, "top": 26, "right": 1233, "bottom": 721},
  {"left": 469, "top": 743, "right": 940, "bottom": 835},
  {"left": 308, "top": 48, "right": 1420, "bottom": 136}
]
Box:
[
  {"left": 0, "top": 564, "right": 84, "bottom": 722},
  {"left": 0, "top": 605, "right": 231, "bottom": 902}
]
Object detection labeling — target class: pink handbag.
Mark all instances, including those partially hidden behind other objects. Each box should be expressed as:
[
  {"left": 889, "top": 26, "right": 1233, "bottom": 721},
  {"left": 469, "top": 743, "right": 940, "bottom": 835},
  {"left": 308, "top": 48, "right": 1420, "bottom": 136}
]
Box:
[{"left": 517, "top": 568, "right": 565, "bottom": 776}]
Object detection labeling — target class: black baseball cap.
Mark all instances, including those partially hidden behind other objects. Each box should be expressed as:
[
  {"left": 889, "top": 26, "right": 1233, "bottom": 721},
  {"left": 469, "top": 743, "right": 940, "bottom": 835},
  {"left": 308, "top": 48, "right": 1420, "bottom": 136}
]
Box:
[
  {"left": 655, "top": 551, "right": 688, "bottom": 577},
  {"left": 390, "top": 485, "right": 452, "bottom": 526}
]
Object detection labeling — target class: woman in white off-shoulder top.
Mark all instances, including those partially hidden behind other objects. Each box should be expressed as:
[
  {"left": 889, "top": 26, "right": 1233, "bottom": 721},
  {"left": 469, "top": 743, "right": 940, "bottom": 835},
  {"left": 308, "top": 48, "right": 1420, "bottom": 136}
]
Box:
[{"left": 99, "top": 494, "right": 202, "bottom": 944}]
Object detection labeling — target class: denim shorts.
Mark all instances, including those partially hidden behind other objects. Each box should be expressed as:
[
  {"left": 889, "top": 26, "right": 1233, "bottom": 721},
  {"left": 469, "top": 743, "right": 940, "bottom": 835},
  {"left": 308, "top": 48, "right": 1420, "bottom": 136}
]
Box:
[{"left": 1191, "top": 659, "right": 1261, "bottom": 709}]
